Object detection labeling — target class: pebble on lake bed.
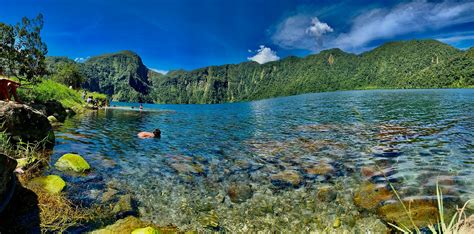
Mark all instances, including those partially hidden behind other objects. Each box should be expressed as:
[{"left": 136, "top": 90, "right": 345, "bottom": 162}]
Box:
[{"left": 227, "top": 183, "right": 254, "bottom": 203}]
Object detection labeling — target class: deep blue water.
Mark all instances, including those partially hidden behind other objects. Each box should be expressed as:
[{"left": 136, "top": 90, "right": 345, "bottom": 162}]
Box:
[{"left": 51, "top": 89, "right": 474, "bottom": 231}]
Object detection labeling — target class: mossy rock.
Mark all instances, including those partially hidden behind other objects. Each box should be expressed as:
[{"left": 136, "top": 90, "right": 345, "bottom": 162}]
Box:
[
  {"left": 91, "top": 216, "right": 144, "bottom": 234},
  {"left": 28, "top": 175, "right": 66, "bottom": 194},
  {"left": 47, "top": 115, "right": 58, "bottom": 123},
  {"left": 55, "top": 153, "right": 90, "bottom": 173},
  {"left": 131, "top": 227, "right": 160, "bottom": 234},
  {"left": 112, "top": 194, "right": 134, "bottom": 216},
  {"left": 92, "top": 216, "right": 173, "bottom": 234}
]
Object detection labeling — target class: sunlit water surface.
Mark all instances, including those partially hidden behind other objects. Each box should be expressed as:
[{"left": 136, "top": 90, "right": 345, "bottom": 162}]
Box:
[{"left": 51, "top": 89, "right": 474, "bottom": 231}]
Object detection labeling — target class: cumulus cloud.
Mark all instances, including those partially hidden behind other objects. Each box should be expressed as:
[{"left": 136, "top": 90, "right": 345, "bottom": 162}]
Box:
[
  {"left": 272, "top": 15, "right": 333, "bottom": 51},
  {"left": 272, "top": 0, "right": 474, "bottom": 52},
  {"left": 306, "top": 17, "right": 333, "bottom": 38},
  {"left": 332, "top": 0, "right": 474, "bottom": 50},
  {"left": 248, "top": 45, "right": 280, "bottom": 64},
  {"left": 74, "top": 56, "right": 90, "bottom": 63},
  {"left": 150, "top": 68, "right": 168, "bottom": 75}
]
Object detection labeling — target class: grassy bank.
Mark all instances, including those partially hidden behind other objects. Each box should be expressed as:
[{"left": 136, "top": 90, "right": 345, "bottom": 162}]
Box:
[{"left": 17, "top": 79, "right": 107, "bottom": 111}]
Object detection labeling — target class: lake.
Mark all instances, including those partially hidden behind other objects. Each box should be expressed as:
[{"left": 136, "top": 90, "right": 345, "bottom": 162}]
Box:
[{"left": 51, "top": 89, "right": 474, "bottom": 232}]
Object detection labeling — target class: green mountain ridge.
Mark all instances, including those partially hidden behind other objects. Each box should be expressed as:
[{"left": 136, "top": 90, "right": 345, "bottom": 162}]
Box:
[
  {"left": 47, "top": 39, "right": 474, "bottom": 104},
  {"left": 47, "top": 51, "right": 158, "bottom": 102}
]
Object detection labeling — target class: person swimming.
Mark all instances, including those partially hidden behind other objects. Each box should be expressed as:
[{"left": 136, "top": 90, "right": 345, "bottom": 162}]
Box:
[{"left": 137, "top": 128, "right": 161, "bottom": 139}]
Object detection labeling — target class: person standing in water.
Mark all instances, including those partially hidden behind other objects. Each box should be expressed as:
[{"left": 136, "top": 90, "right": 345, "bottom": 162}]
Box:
[{"left": 137, "top": 129, "right": 161, "bottom": 139}]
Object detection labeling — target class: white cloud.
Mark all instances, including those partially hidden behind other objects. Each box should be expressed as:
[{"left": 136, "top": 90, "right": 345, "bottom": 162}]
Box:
[
  {"left": 272, "top": 15, "right": 333, "bottom": 51},
  {"left": 150, "top": 68, "right": 168, "bottom": 75},
  {"left": 271, "top": 0, "right": 474, "bottom": 52},
  {"left": 74, "top": 56, "right": 90, "bottom": 63},
  {"left": 306, "top": 17, "right": 333, "bottom": 38},
  {"left": 247, "top": 45, "right": 280, "bottom": 64},
  {"left": 332, "top": 0, "right": 474, "bottom": 50},
  {"left": 436, "top": 34, "right": 474, "bottom": 44}
]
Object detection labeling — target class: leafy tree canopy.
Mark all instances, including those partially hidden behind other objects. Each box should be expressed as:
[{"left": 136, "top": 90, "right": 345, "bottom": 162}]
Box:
[
  {"left": 0, "top": 14, "right": 48, "bottom": 83},
  {"left": 51, "top": 63, "right": 85, "bottom": 89}
]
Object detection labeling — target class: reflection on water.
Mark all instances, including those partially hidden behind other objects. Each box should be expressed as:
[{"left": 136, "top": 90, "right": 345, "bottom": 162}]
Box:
[{"left": 51, "top": 89, "right": 473, "bottom": 231}]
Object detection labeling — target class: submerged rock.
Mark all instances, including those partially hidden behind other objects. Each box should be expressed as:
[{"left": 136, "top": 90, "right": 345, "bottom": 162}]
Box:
[
  {"left": 227, "top": 183, "right": 253, "bottom": 203},
  {"left": 112, "top": 194, "right": 134, "bottom": 217},
  {"left": 377, "top": 199, "right": 439, "bottom": 228},
  {"left": 317, "top": 185, "right": 337, "bottom": 202},
  {"left": 0, "top": 101, "right": 55, "bottom": 147},
  {"left": 170, "top": 162, "right": 204, "bottom": 175},
  {"left": 305, "top": 161, "right": 335, "bottom": 176},
  {"left": 360, "top": 166, "right": 376, "bottom": 178},
  {"left": 102, "top": 188, "right": 119, "bottom": 203},
  {"left": 270, "top": 170, "right": 302, "bottom": 188},
  {"left": 27, "top": 175, "right": 66, "bottom": 194},
  {"left": 353, "top": 182, "right": 393, "bottom": 210},
  {"left": 55, "top": 153, "right": 91, "bottom": 173}
]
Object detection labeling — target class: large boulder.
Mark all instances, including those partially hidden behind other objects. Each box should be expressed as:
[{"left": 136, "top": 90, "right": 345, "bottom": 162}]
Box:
[
  {"left": 27, "top": 175, "right": 66, "bottom": 194},
  {"left": 0, "top": 154, "right": 16, "bottom": 212},
  {"left": 0, "top": 101, "right": 55, "bottom": 148},
  {"left": 31, "top": 100, "right": 67, "bottom": 122}
]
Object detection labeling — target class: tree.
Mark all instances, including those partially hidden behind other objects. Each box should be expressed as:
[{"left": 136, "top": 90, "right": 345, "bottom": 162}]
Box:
[
  {"left": 0, "top": 14, "right": 48, "bottom": 83},
  {"left": 52, "top": 63, "right": 85, "bottom": 89}
]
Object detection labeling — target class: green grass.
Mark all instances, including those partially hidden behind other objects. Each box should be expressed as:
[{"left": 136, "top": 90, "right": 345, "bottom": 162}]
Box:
[
  {"left": 16, "top": 79, "right": 107, "bottom": 111},
  {"left": 18, "top": 79, "right": 85, "bottom": 109},
  {"left": 87, "top": 91, "right": 108, "bottom": 101}
]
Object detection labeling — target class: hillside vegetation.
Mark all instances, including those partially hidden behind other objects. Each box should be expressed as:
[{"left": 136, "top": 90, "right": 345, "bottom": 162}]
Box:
[
  {"left": 47, "top": 40, "right": 474, "bottom": 104},
  {"left": 150, "top": 40, "right": 472, "bottom": 104}
]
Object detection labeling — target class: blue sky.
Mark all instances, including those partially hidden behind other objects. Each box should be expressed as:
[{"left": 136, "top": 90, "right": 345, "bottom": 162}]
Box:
[{"left": 1, "top": 0, "right": 474, "bottom": 73}]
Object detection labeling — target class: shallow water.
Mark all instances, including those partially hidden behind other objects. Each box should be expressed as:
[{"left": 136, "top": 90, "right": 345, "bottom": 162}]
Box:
[{"left": 52, "top": 89, "right": 474, "bottom": 231}]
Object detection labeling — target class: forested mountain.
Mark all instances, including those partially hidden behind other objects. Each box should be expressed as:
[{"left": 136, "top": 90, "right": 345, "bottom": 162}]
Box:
[
  {"left": 80, "top": 51, "right": 155, "bottom": 102},
  {"left": 47, "top": 39, "right": 473, "bottom": 104},
  {"left": 150, "top": 40, "right": 471, "bottom": 104},
  {"left": 46, "top": 51, "right": 160, "bottom": 102}
]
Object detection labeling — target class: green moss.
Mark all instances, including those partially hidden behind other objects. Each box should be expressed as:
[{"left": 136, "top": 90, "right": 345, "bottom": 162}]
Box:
[
  {"left": 28, "top": 175, "right": 66, "bottom": 194},
  {"left": 54, "top": 153, "right": 91, "bottom": 173},
  {"left": 91, "top": 216, "right": 146, "bottom": 234},
  {"left": 16, "top": 157, "right": 30, "bottom": 168},
  {"left": 47, "top": 115, "right": 58, "bottom": 123},
  {"left": 131, "top": 227, "right": 161, "bottom": 234}
]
